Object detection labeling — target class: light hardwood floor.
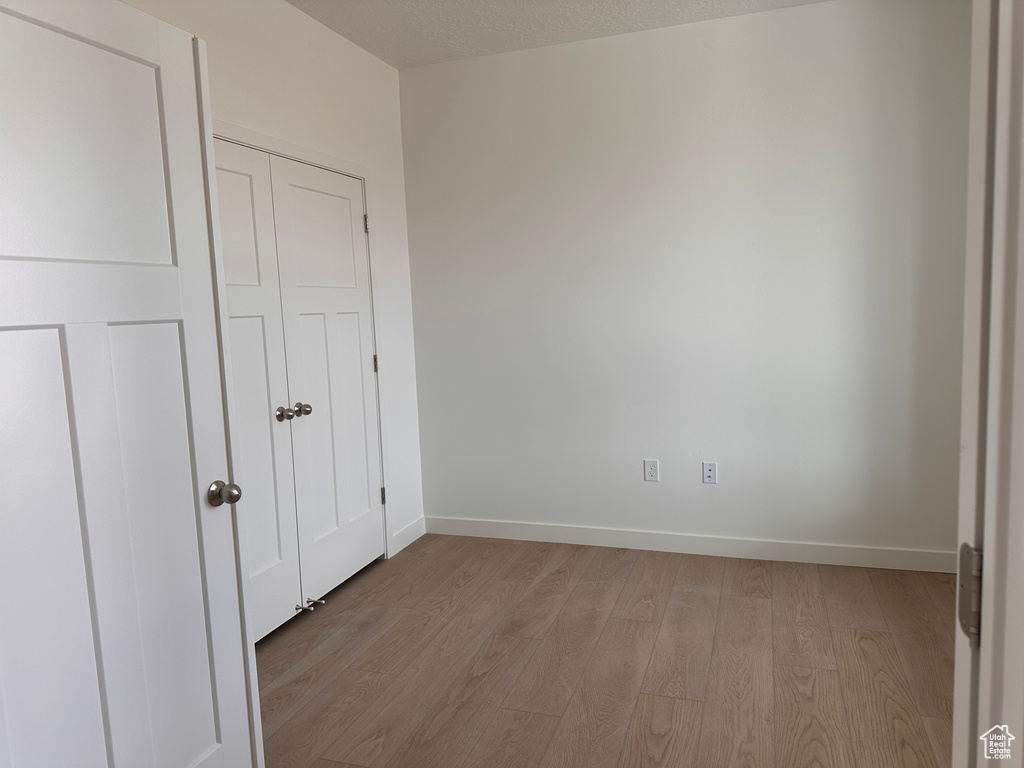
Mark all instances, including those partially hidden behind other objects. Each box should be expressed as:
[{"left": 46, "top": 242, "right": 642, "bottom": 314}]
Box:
[{"left": 255, "top": 535, "right": 955, "bottom": 768}]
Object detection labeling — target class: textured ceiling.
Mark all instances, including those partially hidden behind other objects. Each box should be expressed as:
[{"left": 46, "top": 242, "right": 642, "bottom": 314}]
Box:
[{"left": 285, "top": 0, "right": 834, "bottom": 70}]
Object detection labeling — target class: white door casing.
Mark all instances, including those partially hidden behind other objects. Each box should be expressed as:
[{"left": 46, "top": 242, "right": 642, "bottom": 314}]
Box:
[
  {"left": 213, "top": 139, "right": 386, "bottom": 636},
  {"left": 0, "top": 2, "right": 252, "bottom": 766},
  {"left": 953, "top": 0, "right": 996, "bottom": 765},
  {"left": 976, "top": 1, "right": 1024, "bottom": 765},
  {"left": 215, "top": 139, "right": 303, "bottom": 639},
  {"left": 270, "top": 154, "right": 386, "bottom": 602},
  {"left": 956, "top": 1, "right": 1024, "bottom": 766}
]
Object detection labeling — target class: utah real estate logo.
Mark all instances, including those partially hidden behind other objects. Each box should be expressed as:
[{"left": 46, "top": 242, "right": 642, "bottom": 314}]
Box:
[{"left": 980, "top": 725, "right": 1015, "bottom": 759}]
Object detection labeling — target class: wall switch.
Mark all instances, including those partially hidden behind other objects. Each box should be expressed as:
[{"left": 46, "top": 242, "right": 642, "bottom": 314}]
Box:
[
  {"left": 702, "top": 462, "right": 718, "bottom": 484},
  {"left": 644, "top": 459, "right": 659, "bottom": 482}
]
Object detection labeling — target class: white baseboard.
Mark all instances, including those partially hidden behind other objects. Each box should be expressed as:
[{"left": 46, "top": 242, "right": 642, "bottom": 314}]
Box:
[
  {"left": 425, "top": 516, "right": 957, "bottom": 573},
  {"left": 388, "top": 516, "right": 427, "bottom": 557}
]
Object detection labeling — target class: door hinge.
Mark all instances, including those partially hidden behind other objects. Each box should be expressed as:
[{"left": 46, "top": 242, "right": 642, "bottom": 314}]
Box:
[
  {"left": 958, "top": 542, "right": 983, "bottom": 648},
  {"left": 381, "top": 487, "right": 386, "bottom": 505},
  {"left": 364, "top": 213, "right": 369, "bottom": 234},
  {"left": 373, "top": 354, "right": 378, "bottom": 373}
]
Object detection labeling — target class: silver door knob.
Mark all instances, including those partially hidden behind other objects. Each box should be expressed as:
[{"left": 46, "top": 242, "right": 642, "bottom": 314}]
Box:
[
  {"left": 275, "top": 406, "right": 295, "bottom": 422},
  {"left": 208, "top": 480, "right": 242, "bottom": 507},
  {"left": 295, "top": 604, "right": 315, "bottom": 612},
  {"left": 294, "top": 402, "right": 313, "bottom": 416}
]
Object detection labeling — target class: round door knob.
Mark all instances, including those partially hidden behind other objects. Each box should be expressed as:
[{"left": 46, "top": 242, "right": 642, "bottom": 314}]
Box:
[
  {"left": 295, "top": 402, "right": 313, "bottom": 416},
  {"left": 208, "top": 480, "right": 243, "bottom": 507},
  {"left": 275, "top": 407, "right": 295, "bottom": 422}
]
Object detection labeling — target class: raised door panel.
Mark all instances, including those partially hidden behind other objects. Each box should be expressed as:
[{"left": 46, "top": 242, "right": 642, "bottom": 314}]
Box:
[
  {"left": 0, "top": 8, "right": 171, "bottom": 264},
  {"left": 293, "top": 312, "right": 373, "bottom": 529},
  {"left": 270, "top": 154, "right": 384, "bottom": 601},
  {"left": 215, "top": 138, "right": 301, "bottom": 640},
  {"left": 0, "top": 4, "right": 253, "bottom": 766},
  {"left": 289, "top": 186, "right": 357, "bottom": 288},
  {"left": 106, "top": 322, "right": 218, "bottom": 761},
  {"left": 218, "top": 166, "right": 262, "bottom": 286},
  {"left": 0, "top": 328, "right": 109, "bottom": 768}
]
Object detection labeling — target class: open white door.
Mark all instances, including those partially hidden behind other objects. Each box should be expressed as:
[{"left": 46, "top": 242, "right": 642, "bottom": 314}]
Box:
[
  {"left": 955, "top": 1, "right": 1024, "bottom": 766},
  {"left": 0, "top": 1, "right": 255, "bottom": 766}
]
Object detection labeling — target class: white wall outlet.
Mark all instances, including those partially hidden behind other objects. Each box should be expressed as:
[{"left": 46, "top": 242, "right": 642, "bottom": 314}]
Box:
[
  {"left": 644, "top": 459, "right": 659, "bottom": 482},
  {"left": 702, "top": 461, "right": 718, "bottom": 484}
]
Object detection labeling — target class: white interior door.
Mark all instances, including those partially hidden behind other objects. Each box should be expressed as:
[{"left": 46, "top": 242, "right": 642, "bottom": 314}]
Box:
[
  {"left": 0, "top": 2, "right": 252, "bottom": 766},
  {"left": 214, "top": 138, "right": 303, "bottom": 640},
  {"left": 270, "top": 154, "right": 386, "bottom": 601}
]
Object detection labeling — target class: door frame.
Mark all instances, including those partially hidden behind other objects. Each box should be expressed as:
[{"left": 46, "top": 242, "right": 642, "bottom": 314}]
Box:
[
  {"left": 955, "top": 1, "right": 1024, "bottom": 765},
  {"left": 953, "top": 0, "right": 995, "bottom": 765},
  {"left": 208, "top": 120, "right": 390, "bottom": 552}
]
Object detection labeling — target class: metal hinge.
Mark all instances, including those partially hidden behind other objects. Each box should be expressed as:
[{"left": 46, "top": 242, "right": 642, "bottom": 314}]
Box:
[
  {"left": 373, "top": 354, "right": 378, "bottom": 373},
  {"left": 381, "top": 487, "right": 386, "bottom": 505},
  {"left": 364, "top": 213, "right": 369, "bottom": 234},
  {"left": 958, "top": 543, "right": 983, "bottom": 648}
]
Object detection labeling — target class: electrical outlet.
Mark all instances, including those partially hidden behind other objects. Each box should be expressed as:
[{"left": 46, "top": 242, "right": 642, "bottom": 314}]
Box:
[
  {"left": 702, "top": 462, "right": 718, "bottom": 484},
  {"left": 644, "top": 459, "right": 659, "bottom": 482}
]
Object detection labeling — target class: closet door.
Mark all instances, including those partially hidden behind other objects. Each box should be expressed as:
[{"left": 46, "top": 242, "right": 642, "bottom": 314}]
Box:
[
  {"left": 214, "top": 139, "right": 302, "bottom": 639},
  {"left": 270, "top": 155, "right": 386, "bottom": 601}
]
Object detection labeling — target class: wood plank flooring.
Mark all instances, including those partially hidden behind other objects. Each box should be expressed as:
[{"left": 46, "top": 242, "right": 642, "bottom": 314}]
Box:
[{"left": 257, "top": 535, "right": 955, "bottom": 768}]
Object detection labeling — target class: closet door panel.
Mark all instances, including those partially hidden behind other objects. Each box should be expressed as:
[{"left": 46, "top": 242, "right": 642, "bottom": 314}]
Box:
[
  {"left": 330, "top": 312, "right": 373, "bottom": 519},
  {"left": 295, "top": 313, "right": 338, "bottom": 541},
  {"left": 217, "top": 166, "right": 262, "bottom": 286},
  {"left": 214, "top": 139, "right": 301, "bottom": 640},
  {"left": 289, "top": 187, "right": 357, "bottom": 288},
  {"left": 271, "top": 154, "right": 385, "bottom": 602},
  {"left": 228, "top": 316, "right": 287, "bottom": 571},
  {"left": 293, "top": 312, "right": 374, "bottom": 528}
]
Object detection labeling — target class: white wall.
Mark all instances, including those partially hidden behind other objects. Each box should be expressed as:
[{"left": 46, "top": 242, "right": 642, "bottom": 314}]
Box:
[
  {"left": 124, "top": 0, "right": 426, "bottom": 550},
  {"left": 401, "top": 0, "right": 971, "bottom": 569}
]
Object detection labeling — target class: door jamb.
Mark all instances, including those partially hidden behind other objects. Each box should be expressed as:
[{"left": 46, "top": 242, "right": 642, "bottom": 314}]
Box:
[
  {"left": 954, "top": 0, "right": 998, "bottom": 764},
  {"left": 976, "top": 0, "right": 1024, "bottom": 759},
  {"left": 956, "top": 1, "right": 1024, "bottom": 764}
]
